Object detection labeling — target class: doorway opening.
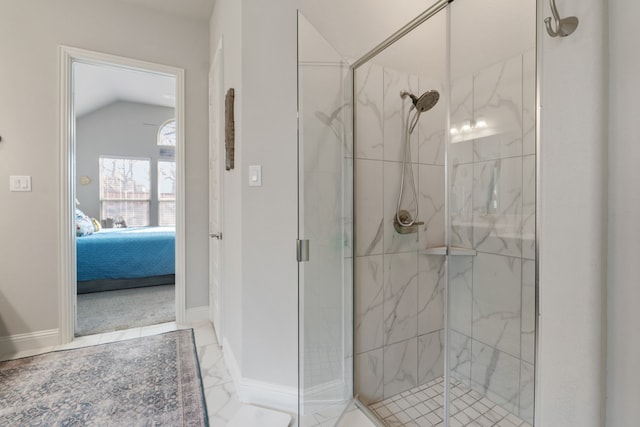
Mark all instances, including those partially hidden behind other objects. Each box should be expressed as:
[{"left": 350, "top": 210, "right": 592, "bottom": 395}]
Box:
[{"left": 59, "top": 46, "right": 186, "bottom": 343}]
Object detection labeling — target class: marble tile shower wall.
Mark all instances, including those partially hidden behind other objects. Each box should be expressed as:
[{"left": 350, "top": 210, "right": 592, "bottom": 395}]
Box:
[
  {"left": 354, "top": 49, "right": 536, "bottom": 425},
  {"left": 449, "top": 49, "right": 536, "bottom": 424},
  {"left": 355, "top": 63, "right": 447, "bottom": 405}
]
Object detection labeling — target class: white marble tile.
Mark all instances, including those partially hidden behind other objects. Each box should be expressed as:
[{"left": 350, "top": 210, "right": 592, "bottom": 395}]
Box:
[
  {"left": 55, "top": 333, "right": 101, "bottom": 351},
  {"left": 418, "top": 78, "right": 446, "bottom": 166},
  {"left": 227, "top": 405, "right": 291, "bottom": 427},
  {"left": 198, "top": 343, "right": 233, "bottom": 389},
  {"left": 519, "top": 362, "right": 535, "bottom": 424},
  {"left": 193, "top": 322, "right": 219, "bottom": 347},
  {"left": 383, "top": 338, "right": 418, "bottom": 399},
  {"left": 356, "top": 348, "right": 384, "bottom": 405},
  {"left": 522, "top": 49, "right": 536, "bottom": 157},
  {"left": 383, "top": 68, "right": 419, "bottom": 163},
  {"left": 473, "top": 158, "right": 523, "bottom": 257},
  {"left": 384, "top": 252, "right": 418, "bottom": 346},
  {"left": 356, "top": 63, "right": 384, "bottom": 160},
  {"left": 472, "top": 55, "right": 523, "bottom": 161},
  {"left": 450, "top": 76, "right": 474, "bottom": 164},
  {"left": 449, "top": 256, "right": 473, "bottom": 337},
  {"left": 418, "top": 330, "right": 444, "bottom": 386},
  {"left": 336, "top": 407, "right": 377, "bottom": 427},
  {"left": 521, "top": 260, "right": 536, "bottom": 365},
  {"left": 472, "top": 253, "right": 522, "bottom": 358},
  {"left": 450, "top": 163, "right": 474, "bottom": 249},
  {"left": 300, "top": 64, "right": 351, "bottom": 165},
  {"left": 356, "top": 159, "right": 384, "bottom": 256},
  {"left": 344, "top": 259, "right": 354, "bottom": 359},
  {"left": 356, "top": 255, "right": 385, "bottom": 354},
  {"left": 384, "top": 161, "right": 420, "bottom": 254},
  {"left": 343, "top": 156, "right": 354, "bottom": 258},
  {"left": 302, "top": 401, "right": 351, "bottom": 427},
  {"left": 449, "top": 331, "right": 472, "bottom": 387},
  {"left": 418, "top": 254, "right": 445, "bottom": 335},
  {"left": 97, "top": 327, "right": 141, "bottom": 344},
  {"left": 418, "top": 164, "right": 446, "bottom": 250},
  {"left": 140, "top": 321, "right": 178, "bottom": 337},
  {"left": 470, "top": 340, "right": 520, "bottom": 415},
  {"left": 205, "top": 380, "right": 243, "bottom": 426},
  {"left": 522, "top": 155, "right": 536, "bottom": 260}
]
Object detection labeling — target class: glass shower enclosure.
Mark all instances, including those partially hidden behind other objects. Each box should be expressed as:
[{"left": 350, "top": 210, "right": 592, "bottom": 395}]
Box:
[
  {"left": 297, "top": 12, "right": 355, "bottom": 427},
  {"left": 298, "top": 0, "right": 536, "bottom": 425}
]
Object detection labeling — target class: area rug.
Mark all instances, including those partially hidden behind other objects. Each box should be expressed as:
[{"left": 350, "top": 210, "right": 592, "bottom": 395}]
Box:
[
  {"left": 0, "top": 330, "right": 208, "bottom": 426},
  {"left": 77, "top": 284, "right": 176, "bottom": 336}
]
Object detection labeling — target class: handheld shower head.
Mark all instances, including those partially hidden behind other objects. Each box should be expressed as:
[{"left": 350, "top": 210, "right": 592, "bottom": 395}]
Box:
[{"left": 401, "top": 89, "right": 440, "bottom": 112}]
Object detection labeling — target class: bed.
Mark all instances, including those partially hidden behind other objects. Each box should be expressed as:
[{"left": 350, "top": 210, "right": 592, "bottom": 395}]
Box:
[{"left": 76, "top": 227, "right": 175, "bottom": 294}]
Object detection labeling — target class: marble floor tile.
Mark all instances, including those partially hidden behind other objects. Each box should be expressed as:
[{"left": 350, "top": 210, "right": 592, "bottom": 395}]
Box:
[
  {"left": 97, "top": 327, "right": 141, "bottom": 344},
  {"left": 140, "top": 321, "right": 178, "bottom": 337}
]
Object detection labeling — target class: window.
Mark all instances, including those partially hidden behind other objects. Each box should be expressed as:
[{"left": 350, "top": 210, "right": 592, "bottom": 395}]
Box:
[
  {"left": 158, "top": 119, "right": 176, "bottom": 147},
  {"left": 99, "top": 156, "right": 150, "bottom": 226},
  {"left": 158, "top": 160, "right": 176, "bottom": 226}
]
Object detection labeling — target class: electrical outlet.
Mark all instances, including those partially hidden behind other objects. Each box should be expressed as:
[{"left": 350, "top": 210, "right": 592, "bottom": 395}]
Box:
[{"left": 9, "top": 175, "right": 31, "bottom": 192}]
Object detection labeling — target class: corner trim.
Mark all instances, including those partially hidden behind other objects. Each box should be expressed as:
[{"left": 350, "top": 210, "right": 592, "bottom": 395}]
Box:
[{"left": 222, "top": 337, "right": 298, "bottom": 415}]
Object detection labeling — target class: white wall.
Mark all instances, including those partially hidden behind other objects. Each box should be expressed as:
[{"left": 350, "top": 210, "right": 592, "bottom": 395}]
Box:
[
  {"left": 607, "top": 0, "right": 640, "bottom": 424},
  {"left": 0, "top": 0, "right": 210, "bottom": 342},
  {"left": 240, "top": 0, "right": 299, "bottom": 390},
  {"left": 209, "top": 0, "right": 300, "bottom": 407},
  {"left": 537, "top": 0, "right": 607, "bottom": 425}
]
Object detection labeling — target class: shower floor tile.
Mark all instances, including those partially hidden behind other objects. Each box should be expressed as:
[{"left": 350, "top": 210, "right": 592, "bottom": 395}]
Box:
[{"left": 368, "top": 377, "right": 532, "bottom": 427}]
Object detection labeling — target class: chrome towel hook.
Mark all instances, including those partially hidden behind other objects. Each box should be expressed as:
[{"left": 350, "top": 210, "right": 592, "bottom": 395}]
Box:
[{"left": 545, "top": 0, "right": 579, "bottom": 37}]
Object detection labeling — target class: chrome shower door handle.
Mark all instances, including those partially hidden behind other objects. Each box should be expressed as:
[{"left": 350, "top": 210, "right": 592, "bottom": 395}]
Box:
[{"left": 210, "top": 232, "right": 223, "bottom": 240}]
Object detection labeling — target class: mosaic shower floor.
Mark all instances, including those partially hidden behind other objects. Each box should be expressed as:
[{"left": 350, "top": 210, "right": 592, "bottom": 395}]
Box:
[{"left": 368, "top": 377, "right": 532, "bottom": 427}]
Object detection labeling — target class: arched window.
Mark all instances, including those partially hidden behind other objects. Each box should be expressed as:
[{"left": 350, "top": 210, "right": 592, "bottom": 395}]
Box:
[{"left": 157, "top": 119, "right": 176, "bottom": 147}]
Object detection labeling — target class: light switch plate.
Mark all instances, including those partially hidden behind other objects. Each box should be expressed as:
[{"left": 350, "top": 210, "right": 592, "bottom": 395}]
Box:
[
  {"left": 248, "top": 165, "right": 262, "bottom": 187},
  {"left": 10, "top": 175, "right": 31, "bottom": 192}
]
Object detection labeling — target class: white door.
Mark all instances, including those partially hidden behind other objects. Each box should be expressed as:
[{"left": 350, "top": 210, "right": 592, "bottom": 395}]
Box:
[{"left": 209, "top": 39, "right": 224, "bottom": 343}]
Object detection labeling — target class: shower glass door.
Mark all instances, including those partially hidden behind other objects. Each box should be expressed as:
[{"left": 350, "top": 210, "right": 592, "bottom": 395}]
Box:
[
  {"left": 447, "top": 0, "right": 536, "bottom": 425},
  {"left": 297, "top": 11, "right": 354, "bottom": 426}
]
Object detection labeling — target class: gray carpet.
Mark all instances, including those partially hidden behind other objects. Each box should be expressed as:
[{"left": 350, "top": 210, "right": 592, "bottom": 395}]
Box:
[
  {"left": 0, "top": 330, "right": 208, "bottom": 426},
  {"left": 77, "top": 285, "right": 175, "bottom": 336}
]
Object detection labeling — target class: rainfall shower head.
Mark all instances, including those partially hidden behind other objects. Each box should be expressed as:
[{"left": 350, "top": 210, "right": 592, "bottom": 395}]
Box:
[{"left": 401, "top": 90, "right": 440, "bottom": 112}]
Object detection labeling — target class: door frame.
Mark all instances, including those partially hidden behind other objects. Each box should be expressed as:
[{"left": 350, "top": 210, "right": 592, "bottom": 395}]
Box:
[
  {"left": 58, "top": 46, "right": 186, "bottom": 343},
  {"left": 208, "top": 37, "right": 224, "bottom": 343}
]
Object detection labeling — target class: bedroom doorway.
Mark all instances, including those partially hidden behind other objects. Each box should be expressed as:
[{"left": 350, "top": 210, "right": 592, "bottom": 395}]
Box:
[{"left": 59, "top": 47, "right": 186, "bottom": 342}]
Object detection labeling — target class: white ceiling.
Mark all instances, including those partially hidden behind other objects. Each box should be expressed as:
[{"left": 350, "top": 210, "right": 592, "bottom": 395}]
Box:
[{"left": 74, "top": 62, "right": 176, "bottom": 117}]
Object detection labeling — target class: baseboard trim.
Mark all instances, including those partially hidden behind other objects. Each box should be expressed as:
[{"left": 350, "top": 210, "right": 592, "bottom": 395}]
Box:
[
  {"left": 0, "top": 329, "right": 60, "bottom": 357},
  {"left": 222, "top": 337, "right": 298, "bottom": 415},
  {"left": 185, "top": 306, "right": 209, "bottom": 324},
  {"left": 222, "top": 336, "right": 242, "bottom": 384}
]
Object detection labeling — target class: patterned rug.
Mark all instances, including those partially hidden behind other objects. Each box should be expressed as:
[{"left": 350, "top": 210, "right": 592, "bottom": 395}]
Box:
[{"left": 0, "top": 330, "right": 208, "bottom": 426}]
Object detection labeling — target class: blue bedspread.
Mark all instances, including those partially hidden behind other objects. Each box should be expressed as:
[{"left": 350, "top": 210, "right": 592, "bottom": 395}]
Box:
[{"left": 76, "top": 227, "right": 175, "bottom": 282}]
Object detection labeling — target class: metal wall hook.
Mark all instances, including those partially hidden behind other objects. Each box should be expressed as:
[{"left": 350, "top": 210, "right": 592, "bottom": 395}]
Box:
[{"left": 545, "top": 0, "right": 579, "bottom": 37}]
